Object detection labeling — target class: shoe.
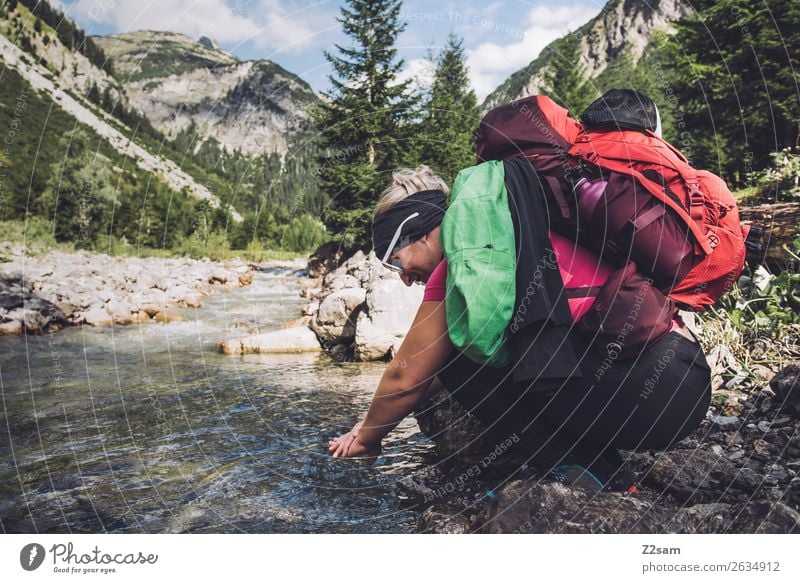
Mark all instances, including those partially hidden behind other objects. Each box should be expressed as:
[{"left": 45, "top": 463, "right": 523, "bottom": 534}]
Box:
[
  {"left": 551, "top": 449, "right": 638, "bottom": 493},
  {"left": 550, "top": 464, "right": 605, "bottom": 490}
]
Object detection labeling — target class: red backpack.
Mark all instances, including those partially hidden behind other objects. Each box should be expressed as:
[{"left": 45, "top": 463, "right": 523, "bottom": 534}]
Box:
[{"left": 476, "top": 95, "right": 749, "bottom": 311}]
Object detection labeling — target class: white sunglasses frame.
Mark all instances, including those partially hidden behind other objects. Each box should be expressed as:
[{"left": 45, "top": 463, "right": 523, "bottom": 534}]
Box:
[{"left": 380, "top": 211, "right": 420, "bottom": 273}]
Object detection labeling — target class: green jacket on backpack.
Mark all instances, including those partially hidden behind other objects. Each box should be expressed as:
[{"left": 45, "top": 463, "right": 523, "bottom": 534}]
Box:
[{"left": 441, "top": 161, "right": 517, "bottom": 367}]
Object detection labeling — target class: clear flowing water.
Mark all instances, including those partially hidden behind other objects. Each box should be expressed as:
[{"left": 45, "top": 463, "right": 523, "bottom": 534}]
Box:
[{"left": 0, "top": 264, "right": 435, "bottom": 533}]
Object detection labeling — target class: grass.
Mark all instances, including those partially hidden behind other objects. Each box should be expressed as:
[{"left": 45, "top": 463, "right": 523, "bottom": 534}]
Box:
[
  {"left": 0, "top": 219, "right": 311, "bottom": 263},
  {"left": 732, "top": 186, "right": 761, "bottom": 204}
]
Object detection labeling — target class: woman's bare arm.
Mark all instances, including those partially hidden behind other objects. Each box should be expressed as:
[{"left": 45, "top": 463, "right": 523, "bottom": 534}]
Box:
[{"left": 330, "top": 299, "right": 452, "bottom": 456}]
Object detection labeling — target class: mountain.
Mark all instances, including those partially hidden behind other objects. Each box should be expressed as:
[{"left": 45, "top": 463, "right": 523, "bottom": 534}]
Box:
[
  {"left": 483, "top": 0, "right": 693, "bottom": 111},
  {"left": 0, "top": 1, "right": 237, "bottom": 219},
  {"left": 94, "top": 31, "right": 320, "bottom": 156},
  {"left": 0, "top": 0, "right": 327, "bottom": 253}
]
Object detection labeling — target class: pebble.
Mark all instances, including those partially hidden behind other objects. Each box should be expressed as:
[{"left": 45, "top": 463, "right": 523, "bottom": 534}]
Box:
[
  {"left": 770, "top": 416, "right": 793, "bottom": 428},
  {"left": 757, "top": 421, "right": 771, "bottom": 433},
  {"left": 711, "top": 415, "right": 740, "bottom": 430}
]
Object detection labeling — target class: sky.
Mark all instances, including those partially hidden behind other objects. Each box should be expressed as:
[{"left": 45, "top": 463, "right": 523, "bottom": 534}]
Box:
[{"left": 56, "top": 0, "right": 604, "bottom": 100}]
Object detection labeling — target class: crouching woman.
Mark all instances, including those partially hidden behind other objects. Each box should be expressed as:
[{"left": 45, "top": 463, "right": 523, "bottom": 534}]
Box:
[{"left": 328, "top": 165, "right": 711, "bottom": 489}]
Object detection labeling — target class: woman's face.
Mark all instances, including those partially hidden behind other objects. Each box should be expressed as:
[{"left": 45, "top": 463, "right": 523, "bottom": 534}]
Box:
[{"left": 386, "top": 227, "right": 443, "bottom": 287}]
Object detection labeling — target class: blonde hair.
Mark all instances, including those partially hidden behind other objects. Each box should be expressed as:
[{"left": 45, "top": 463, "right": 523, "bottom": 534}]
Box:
[{"left": 373, "top": 165, "right": 450, "bottom": 220}]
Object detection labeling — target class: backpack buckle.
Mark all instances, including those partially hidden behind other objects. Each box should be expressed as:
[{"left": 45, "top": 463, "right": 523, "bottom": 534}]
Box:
[{"left": 687, "top": 185, "right": 705, "bottom": 222}]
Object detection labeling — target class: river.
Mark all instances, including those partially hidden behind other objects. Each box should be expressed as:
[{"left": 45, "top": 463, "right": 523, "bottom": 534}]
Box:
[{"left": 0, "top": 263, "right": 436, "bottom": 533}]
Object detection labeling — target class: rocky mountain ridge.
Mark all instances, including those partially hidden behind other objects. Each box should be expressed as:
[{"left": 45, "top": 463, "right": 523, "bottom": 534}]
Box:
[
  {"left": 0, "top": 3, "right": 243, "bottom": 218},
  {"left": 94, "top": 31, "right": 320, "bottom": 156}
]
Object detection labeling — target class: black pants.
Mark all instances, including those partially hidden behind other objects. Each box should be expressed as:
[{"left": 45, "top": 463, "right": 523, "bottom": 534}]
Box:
[{"left": 437, "top": 331, "right": 711, "bottom": 470}]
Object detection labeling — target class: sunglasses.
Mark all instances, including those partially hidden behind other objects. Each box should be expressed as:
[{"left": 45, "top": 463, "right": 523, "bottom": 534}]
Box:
[{"left": 380, "top": 212, "right": 419, "bottom": 274}]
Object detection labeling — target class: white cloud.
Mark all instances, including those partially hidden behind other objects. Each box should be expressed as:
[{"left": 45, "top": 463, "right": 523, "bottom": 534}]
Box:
[
  {"left": 466, "top": 3, "right": 601, "bottom": 100},
  {"left": 395, "top": 57, "right": 435, "bottom": 92},
  {"left": 68, "top": 0, "right": 319, "bottom": 53}
]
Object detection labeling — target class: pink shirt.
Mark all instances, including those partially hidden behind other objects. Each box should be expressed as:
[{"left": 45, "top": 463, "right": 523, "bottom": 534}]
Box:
[{"left": 423, "top": 232, "right": 611, "bottom": 322}]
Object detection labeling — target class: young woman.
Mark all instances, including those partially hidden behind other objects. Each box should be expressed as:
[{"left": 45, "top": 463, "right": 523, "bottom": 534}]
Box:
[{"left": 328, "top": 166, "right": 711, "bottom": 490}]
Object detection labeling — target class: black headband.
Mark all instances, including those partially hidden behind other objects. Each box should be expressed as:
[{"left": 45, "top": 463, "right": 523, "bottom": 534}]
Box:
[{"left": 372, "top": 189, "right": 447, "bottom": 259}]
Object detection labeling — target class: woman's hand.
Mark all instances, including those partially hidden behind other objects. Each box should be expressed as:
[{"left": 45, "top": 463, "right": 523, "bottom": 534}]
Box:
[{"left": 328, "top": 421, "right": 382, "bottom": 465}]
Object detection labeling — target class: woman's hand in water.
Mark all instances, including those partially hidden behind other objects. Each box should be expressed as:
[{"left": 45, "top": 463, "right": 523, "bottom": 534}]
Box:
[{"left": 328, "top": 421, "right": 381, "bottom": 465}]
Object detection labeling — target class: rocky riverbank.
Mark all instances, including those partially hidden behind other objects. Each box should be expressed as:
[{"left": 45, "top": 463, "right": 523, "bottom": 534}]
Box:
[
  {"left": 220, "top": 248, "right": 424, "bottom": 359},
  {"left": 408, "top": 365, "right": 800, "bottom": 533},
  {"left": 0, "top": 247, "right": 253, "bottom": 335}
]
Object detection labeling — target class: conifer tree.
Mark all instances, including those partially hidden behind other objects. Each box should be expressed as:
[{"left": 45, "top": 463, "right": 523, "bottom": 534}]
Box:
[
  {"left": 540, "top": 33, "right": 598, "bottom": 118},
  {"left": 420, "top": 34, "right": 480, "bottom": 185},
  {"left": 315, "top": 0, "right": 418, "bottom": 248},
  {"left": 666, "top": 0, "right": 800, "bottom": 180}
]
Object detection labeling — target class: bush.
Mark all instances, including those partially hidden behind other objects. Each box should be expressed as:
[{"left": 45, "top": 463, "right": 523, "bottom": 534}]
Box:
[
  {"left": 751, "top": 149, "right": 800, "bottom": 202},
  {"left": 0, "top": 217, "right": 59, "bottom": 254},
  {"left": 174, "top": 229, "right": 230, "bottom": 261}
]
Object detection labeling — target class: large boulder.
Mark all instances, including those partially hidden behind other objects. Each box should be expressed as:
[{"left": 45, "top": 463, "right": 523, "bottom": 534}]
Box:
[
  {"left": 310, "top": 287, "right": 367, "bottom": 343},
  {"left": 353, "top": 254, "right": 424, "bottom": 361},
  {"left": 307, "top": 241, "right": 354, "bottom": 278}
]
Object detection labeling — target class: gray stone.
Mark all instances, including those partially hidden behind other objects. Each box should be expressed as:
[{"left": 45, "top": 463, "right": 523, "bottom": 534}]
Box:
[
  {"left": 711, "top": 415, "right": 740, "bottom": 430},
  {"left": 474, "top": 481, "right": 664, "bottom": 534},
  {"left": 353, "top": 254, "right": 424, "bottom": 361},
  {"left": 644, "top": 449, "right": 740, "bottom": 504},
  {"left": 219, "top": 327, "right": 322, "bottom": 355},
  {"left": 81, "top": 307, "right": 114, "bottom": 327},
  {"left": 311, "top": 288, "right": 366, "bottom": 343},
  {"left": 770, "top": 365, "right": 800, "bottom": 407},
  {"left": 729, "top": 502, "right": 800, "bottom": 533},
  {"left": 471, "top": 479, "right": 799, "bottom": 534},
  {"left": 0, "top": 319, "right": 23, "bottom": 335},
  {"left": 417, "top": 507, "right": 473, "bottom": 534},
  {"left": 307, "top": 241, "right": 353, "bottom": 278},
  {"left": 0, "top": 291, "right": 23, "bottom": 310},
  {"left": 326, "top": 274, "right": 359, "bottom": 291}
]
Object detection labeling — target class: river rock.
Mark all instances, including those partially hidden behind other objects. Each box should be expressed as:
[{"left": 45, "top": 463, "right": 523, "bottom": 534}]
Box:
[
  {"left": 474, "top": 481, "right": 664, "bottom": 533},
  {"left": 81, "top": 307, "right": 114, "bottom": 327},
  {"left": 711, "top": 415, "right": 740, "bottom": 430},
  {"left": 0, "top": 291, "right": 23, "bottom": 310},
  {"left": 105, "top": 300, "right": 133, "bottom": 323},
  {"left": 770, "top": 365, "right": 800, "bottom": 408},
  {"left": 219, "top": 327, "right": 322, "bottom": 355},
  {"left": 728, "top": 501, "right": 800, "bottom": 533},
  {"left": 154, "top": 310, "right": 183, "bottom": 323},
  {"left": 470, "top": 480, "right": 799, "bottom": 534},
  {"left": 310, "top": 288, "right": 367, "bottom": 343},
  {"left": 417, "top": 507, "right": 473, "bottom": 534},
  {"left": 307, "top": 241, "right": 354, "bottom": 278},
  {"left": 353, "top": 255, "right": 424, "bottom": 361},
  {"left": 0, "top": 319, "right": 23, "bottom": 335}
]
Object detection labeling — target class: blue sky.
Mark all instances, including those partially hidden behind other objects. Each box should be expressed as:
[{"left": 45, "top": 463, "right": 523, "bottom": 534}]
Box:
[{"left": 57, "top": 0, "right": 604, "bottom": 100}]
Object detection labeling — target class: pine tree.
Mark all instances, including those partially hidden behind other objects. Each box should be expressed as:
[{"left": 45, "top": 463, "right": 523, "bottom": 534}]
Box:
[
  {"left": 420, "top": 34, "right": 480, "bottom": 185},
  {"left": 315, "top": 0, "right": 418, "bottom": 248},
  {"left": 540, "top": 33, "right": 598, "bottom": 118},
  {"left": 666, "top": 0, "right": 800, "bottom": 181}
]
